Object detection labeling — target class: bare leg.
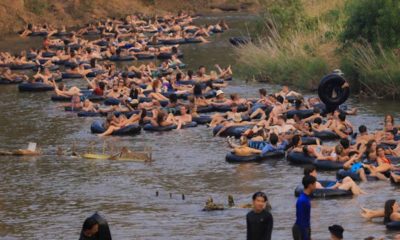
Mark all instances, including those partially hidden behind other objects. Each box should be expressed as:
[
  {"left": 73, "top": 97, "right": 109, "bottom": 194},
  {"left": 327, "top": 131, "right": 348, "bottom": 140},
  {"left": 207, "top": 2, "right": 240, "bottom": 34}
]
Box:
[
  {"left": 360, "top": 207, "right": 384, "bottom": 220},
  {"left": 98, "top": 126, "right": 120, "bottom": 137}
]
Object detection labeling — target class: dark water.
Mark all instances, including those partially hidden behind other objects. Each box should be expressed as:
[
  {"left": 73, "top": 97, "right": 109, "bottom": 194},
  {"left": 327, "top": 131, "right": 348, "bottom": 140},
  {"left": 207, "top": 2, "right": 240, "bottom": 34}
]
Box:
[{"left": 0, "top": 13, "right": 400, "bottom": 239}]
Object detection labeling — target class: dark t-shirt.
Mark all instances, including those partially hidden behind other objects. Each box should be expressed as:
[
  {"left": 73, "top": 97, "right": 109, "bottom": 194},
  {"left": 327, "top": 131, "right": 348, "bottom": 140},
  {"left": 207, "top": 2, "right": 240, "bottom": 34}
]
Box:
[{"left": 246, "top": 209, "right": 273, "bottom": 240}]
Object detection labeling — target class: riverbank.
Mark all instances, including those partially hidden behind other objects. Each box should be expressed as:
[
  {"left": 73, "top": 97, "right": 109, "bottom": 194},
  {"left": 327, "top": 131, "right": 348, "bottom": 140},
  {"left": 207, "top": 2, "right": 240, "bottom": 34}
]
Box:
[
  {"left": 235, "top": 0, "right": 400, "bottom": 99},
  {"left": 0, "top": 0, "right": 259, "bottom": 36}
]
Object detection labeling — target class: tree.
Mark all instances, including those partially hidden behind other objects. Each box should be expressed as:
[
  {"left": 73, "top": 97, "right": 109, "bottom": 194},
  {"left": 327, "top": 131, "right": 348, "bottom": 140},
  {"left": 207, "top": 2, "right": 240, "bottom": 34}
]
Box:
[{"left": 342, "top": 0, "right": 400, "bottom": 48}]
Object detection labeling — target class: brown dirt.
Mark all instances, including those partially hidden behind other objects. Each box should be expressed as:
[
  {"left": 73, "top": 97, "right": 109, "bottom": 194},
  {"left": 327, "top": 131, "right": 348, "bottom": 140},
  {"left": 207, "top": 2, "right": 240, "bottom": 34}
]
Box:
[{"left": 0, "top": 0, "right": 259, "bottom": 35}]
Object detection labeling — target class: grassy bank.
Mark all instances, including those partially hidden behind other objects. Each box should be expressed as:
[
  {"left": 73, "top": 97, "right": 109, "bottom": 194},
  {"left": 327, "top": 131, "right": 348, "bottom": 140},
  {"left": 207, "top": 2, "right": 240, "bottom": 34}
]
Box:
[
  {"left": 0, "top": 0, "right": 259, "bottom": 35},
  {"left": 235, "top": 0, "right": 400, "bottom": 99}
]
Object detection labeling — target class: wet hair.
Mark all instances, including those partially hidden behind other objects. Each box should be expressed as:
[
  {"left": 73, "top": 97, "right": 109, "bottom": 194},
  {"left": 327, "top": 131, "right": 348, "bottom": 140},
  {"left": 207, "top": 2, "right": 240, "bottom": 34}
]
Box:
[
  {"left": 269, "top": 133, "right": 278, "bottom": 145},
  {"left": 338, "top": 112, "right": 346, "bottom": 121},
  {"left": 187, "top": 70, "right": 193, "bottom": 79},
  {"left": 339, "top": 138, "right": 350, "bottom": 149},
  {"left": 365, "top": 140, "right": 377, "bottom": 154},
  {"left": 292, "top": 135, "right": 301, "bottom": 147},
  {"left": 276, "top": 95, "right": 284, "bottom": 104},
  {"left": 98, "top": 82, "right": 105, "bottom": 90},
  {"left": 302, "top": 175, "right": 317, "bottom": 189},
  {"left": 304, "top": 166, "right": 316, "bottom": 176},
  {"left": 384, "top": 199, "right": 396, "bottom": 224},
  {"left": 252, "top": 191, "right": 268, "bottom": 202},
  {"left": 156, "top": 111, "right": 166, "bottom": 124},
  {"left": 82, "top": 216, "right": 98, "bottom": 231},
  {"left": 259, "top": 88, "right": 267, "bottom": 96},
  {"left": 176, "top": 73, "right": 182, "bottom": 82},
  {"left": 385, "top": 114, "right": 394, "bottom": 124},
  {"left": 313, "top": 117, "right": 322, "bottom": 125},
  {"left": 335, "top": 145, "right": 344, "bottom": 155},
  {"left": 359, "top": 125, "right": 367, "bottom": 134},
  {"left": 294, "top": 100, "right": 302, "bottom": 109},
  {"left": 313, "top": 107, "right": 320, "bottom": 114}
]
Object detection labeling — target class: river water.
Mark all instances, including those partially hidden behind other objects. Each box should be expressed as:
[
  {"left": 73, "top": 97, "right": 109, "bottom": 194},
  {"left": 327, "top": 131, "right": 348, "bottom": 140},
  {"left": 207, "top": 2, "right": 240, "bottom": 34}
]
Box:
[{"left": 0, "top": 13, "right": 399, "bottom": 240}]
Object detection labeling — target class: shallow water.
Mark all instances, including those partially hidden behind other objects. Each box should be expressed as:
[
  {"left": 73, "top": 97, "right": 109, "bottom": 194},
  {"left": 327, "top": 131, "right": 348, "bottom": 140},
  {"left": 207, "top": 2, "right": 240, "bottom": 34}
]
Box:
[{"left": 0, "top": 13, "right": 400, "bottom": 239}]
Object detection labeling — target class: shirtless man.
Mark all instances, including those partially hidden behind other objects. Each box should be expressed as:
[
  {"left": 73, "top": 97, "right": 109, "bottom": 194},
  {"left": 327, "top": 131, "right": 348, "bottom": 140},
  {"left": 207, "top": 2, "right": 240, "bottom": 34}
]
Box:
[{"left": 175, "top": 105, "right": 192, "bottom": 130}]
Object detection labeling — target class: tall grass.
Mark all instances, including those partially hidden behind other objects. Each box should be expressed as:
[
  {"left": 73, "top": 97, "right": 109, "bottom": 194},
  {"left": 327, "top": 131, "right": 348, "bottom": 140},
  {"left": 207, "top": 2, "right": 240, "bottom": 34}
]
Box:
[
  {"left": 341, "top": 42, "right": 400, "bottom": 99},
  {"left": 235, "top": 19, "right": 330, "bottom": 90}
]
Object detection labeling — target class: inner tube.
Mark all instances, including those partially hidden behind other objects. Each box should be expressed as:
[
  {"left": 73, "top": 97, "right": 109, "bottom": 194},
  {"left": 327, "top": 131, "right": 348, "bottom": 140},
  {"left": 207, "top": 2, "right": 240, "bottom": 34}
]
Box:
[
  {"left": 286, "top": 109, "right": 314, "bottom": 119},
  {"left": 312, "top": 130, "right": 339, "bottom": 140},
  {"left": 104, "top": 98, "right": 120, "bottom": 106},
  {"left": 336, "top": 169, "right": 378, "bottom": 182},
  {"left": 109, "top": 55, "right": 137, "bottom": 61},
  {"left": 229, "top": 36, "right": 251, "bottom": 46},
  {"left": 287, "top": 151, "right": 315, "bottom": 165},
  {"left": 157, "top": 52, "right": 183, "bottom": 60},
  {"left": 386, "top": 221, "right": 400, "bottom": 230},
  {"left": 181, "top": 121, "right": 198, "bottom": 128},
  {"left": 226, "top": 151, "right": 285, "bottom": 163},
  {"left": 27, "top": 31, "right": 48, "bottom": 36},
  {"left": 160, "top": 39, "right": 186, "bottom": 45},
  {"left": 143, "top": 124, "right": 177, "bottom": 132},
  {"left": 77, "top": 111, "right": 102, "bottom": 117},
  {"left": 90, "top": 120, "right": 141, "bottom": 136},
  {"left": 301, "top": 137, "right": 319, "bottom": 145},
  {"left": 287, "top": 151, "right": 344, "bottom": 170},
  {"left": 42, "top": 52, "right": 56, "bottom": 58},
  {"left": 18, "top": 82, "right": 54, "bottom": 92},
  {"left": 135, "top": 53, "right": 156, "bottom": 60},
  {"left": 313, "top": 160, "right": 344, "bottom": 171},
  {"left": 0, "top": 77, "right": 23, "bottom": 84},
  {"left": 197, "top": 105, "right": 214, "bottom": 113},
  {"left": 61, "top": 72, "right": 83, "bottom": 79},
  {"left": 9, "top": 63, "right": 36, "bottom": 70},
  {"left": 213, "top": 104, "right": 247, "bottom": 112},
  {"left": 318, "top": 74, "right": 350, "bottom": 108},
  {"left": 193, "top": 115, "right": 212, "bottom": 124},
  {"left": 294, "top": 180, "right": 353, "bottom": 198},
  {"left": 212, "top": 125, "right": 252, "bottom": 138},
  {"left": 185, "top": 38, "right": 202, "bottom": 44},
  {"left": 86, "top": 69, "right": 106, "bottom": 78}
]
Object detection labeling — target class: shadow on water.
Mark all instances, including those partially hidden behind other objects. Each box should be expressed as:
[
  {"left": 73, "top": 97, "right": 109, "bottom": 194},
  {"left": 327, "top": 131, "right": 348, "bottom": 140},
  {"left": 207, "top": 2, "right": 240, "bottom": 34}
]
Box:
[{"left": 0, "top": 12, "right": 399, "bottom": 239}]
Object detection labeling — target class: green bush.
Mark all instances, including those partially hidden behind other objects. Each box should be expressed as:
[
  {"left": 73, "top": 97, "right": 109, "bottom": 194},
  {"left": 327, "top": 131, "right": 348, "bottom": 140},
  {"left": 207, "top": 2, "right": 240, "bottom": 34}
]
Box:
[
  {"left": 261, "top": 0, "right": 305, "bottom": 33},
  {"left": 342, "top": 0, "right": 400, "bottom": 48}
]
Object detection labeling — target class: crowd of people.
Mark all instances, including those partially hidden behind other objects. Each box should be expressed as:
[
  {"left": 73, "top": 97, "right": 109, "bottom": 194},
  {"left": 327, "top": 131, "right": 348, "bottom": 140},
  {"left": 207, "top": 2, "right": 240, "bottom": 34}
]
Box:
[{"left": 1, "top": 11, "right": 400, "bottom": 240}]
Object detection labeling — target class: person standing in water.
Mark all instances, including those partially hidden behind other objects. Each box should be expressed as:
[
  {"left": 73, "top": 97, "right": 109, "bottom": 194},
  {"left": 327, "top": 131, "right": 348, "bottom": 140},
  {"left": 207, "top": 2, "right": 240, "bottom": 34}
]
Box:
[
  {"left": 292, "top": 175, "right": 317, "bottom": 240},
  {"left": 328, "top": 224, "right": 344, "bottom": 240},
  {"left": 246, "top": 191, "right": 273, "bottom": 240},
  {"left": 79, "top": 213, "right": 112, "bottom": 240}
]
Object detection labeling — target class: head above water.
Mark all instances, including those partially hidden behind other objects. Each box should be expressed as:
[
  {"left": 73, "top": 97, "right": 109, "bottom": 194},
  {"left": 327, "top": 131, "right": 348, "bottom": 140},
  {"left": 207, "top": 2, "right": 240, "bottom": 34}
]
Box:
[
  {"left": 302, "top": 175, "right": 317, "bottom": 192},
  {"left": 252, "top": 191, "right": 268, "bottom": 212},
  {"left": 384, "top": 199, "right": 398, "bottom": 224},
  {"left": 82, "top": 216, "right": 99, "bottom": 237}
]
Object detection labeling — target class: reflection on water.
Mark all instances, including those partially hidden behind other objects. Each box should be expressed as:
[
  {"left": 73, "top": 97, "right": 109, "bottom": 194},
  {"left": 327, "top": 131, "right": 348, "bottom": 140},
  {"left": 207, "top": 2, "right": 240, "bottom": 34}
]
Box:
[{"left": 0, "top": 13, "right": 400, "bottom": 239}]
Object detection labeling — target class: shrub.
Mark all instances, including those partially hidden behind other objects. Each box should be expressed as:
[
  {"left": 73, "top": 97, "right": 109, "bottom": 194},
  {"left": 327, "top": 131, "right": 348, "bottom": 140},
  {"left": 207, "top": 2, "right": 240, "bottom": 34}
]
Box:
[{"left": 341, "top": 0, "right": 400, "bottom": 48}]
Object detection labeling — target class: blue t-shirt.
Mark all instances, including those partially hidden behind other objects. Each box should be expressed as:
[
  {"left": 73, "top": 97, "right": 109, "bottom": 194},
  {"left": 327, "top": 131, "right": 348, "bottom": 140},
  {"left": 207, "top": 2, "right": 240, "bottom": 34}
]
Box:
[
  {"left": 295, "top": 192, "right": 311, "bottom": 240},
  {"left": 260, "top": 141, "right": 288, "bottom": 155}
]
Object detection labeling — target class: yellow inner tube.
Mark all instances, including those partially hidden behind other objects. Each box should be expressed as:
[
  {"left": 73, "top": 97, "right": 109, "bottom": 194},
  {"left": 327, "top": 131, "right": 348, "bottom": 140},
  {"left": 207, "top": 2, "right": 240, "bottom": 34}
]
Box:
[{"left": 82, "top": 153, "right": 111, "bottom": 160}]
